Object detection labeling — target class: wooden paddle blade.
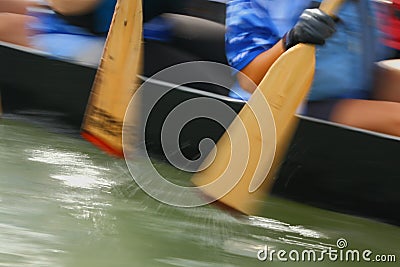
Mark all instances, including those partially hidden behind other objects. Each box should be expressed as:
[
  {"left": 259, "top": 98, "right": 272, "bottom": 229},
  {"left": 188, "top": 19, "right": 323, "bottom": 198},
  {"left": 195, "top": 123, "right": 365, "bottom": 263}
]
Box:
[
  {"left": 192, "top": 0, "right": 344, "bottom": 215},
  {"left": 192, "top": 45, "right": 315, "bottom": 214},
  {"left": 81, "top": 0, "right": 142, "bottom": 157}
]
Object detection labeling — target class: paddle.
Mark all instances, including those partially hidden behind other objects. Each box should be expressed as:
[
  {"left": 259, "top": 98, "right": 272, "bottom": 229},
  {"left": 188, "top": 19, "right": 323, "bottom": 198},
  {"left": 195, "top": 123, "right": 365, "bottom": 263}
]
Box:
[
  {"left": 81, "top": 0, "right": 142, "bottom": 157},
  {"left": 192, "top": 0, "right": 344, "bottom": 214}
]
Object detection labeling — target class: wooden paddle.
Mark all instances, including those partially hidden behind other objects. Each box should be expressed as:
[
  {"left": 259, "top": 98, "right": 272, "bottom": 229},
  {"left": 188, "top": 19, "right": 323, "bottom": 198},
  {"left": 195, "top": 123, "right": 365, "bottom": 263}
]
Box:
[
  {"left": 81, "top": 0, "right": 142, "bottom": 157},
  {"left": 192, "top": 0, "right": 344, "bottom": 214}
]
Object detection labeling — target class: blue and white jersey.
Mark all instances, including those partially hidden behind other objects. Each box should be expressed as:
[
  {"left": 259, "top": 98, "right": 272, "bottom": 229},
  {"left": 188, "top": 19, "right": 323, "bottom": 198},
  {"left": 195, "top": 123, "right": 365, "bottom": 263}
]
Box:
[{"left": 226, "top": 0, "right": 388, "bottom": 101}]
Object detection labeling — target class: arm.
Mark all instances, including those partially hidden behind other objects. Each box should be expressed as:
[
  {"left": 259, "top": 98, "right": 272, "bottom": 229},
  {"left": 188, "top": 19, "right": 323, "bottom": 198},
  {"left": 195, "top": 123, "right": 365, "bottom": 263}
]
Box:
[
  {"left": 235, "top": 8, "right": 336, "bottom": 93},
  {"left": 0, "top": 13, "right": 37, "bottom": 47},
  {"left": 238, "top": 40, "right": 285, "bottom": 93},
  {"left": 0, "top": 0, "right": 29, "bottom": 14}
]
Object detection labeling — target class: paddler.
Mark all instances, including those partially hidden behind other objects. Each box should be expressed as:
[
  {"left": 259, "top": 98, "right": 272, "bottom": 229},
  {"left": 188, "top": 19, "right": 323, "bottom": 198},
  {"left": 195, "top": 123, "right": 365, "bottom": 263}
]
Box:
[{"left": 226, "top": 0, "right": 400, "bottom": 136}]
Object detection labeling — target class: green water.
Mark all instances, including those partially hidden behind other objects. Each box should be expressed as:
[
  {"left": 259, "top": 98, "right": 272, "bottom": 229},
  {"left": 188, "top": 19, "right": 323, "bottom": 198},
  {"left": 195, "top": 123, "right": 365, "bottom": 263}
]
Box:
[{"left": 0, "top": 118, "right": 399, "bottom": 266}]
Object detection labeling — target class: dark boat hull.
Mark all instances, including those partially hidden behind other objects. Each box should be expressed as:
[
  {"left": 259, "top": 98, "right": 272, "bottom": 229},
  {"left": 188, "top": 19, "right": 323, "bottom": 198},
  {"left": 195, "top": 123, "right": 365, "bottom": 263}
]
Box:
[
  {"left": 0, "top": 43, "right": 95, "bottom": 126},
  {"left": 274, "top": 116, "right": 400, "bottom": 224}
]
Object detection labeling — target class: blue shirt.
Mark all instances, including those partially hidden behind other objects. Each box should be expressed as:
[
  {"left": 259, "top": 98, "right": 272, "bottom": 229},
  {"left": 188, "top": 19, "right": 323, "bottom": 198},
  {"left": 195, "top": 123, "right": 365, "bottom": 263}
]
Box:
[
  {"left": 95, "top": 0, "right": 117, "bottom": 33},
  {"left": 226, "top": 0, "right": 388, "bottom": 101}
]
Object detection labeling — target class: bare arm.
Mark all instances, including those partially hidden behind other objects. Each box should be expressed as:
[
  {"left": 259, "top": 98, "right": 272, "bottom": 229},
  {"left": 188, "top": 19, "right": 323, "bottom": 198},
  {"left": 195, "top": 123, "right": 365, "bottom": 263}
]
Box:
[
  {"left": 0, "top": 0, "right": 29, "bottom": 14},
  {"left": 0, "top": 13, "right": 37, "bottom": 47},
  {"left": 237, "top": 8, "right": 336, "bottom": 93},
  {"left": 237, "top": 39, "right": 285, "bottom": 93}
]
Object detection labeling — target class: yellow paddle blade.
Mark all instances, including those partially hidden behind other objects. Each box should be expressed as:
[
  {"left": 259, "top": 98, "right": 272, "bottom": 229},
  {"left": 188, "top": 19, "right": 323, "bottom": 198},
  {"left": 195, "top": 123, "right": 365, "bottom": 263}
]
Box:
[
  {"left": 192, "top": 0, "right": 344, "bottom": 214},
  {"left": 192, "top": 45, "right": 315, "bottom": 214},
  {"left": 81, "top": 0, "right": 142, "bottom": 157}
]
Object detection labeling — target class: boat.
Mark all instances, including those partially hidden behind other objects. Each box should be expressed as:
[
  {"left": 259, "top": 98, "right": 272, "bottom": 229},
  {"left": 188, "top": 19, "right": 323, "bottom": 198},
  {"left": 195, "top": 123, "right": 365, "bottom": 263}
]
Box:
[{"left": 1, "top": 1, "right": 399, "bottom": 226}]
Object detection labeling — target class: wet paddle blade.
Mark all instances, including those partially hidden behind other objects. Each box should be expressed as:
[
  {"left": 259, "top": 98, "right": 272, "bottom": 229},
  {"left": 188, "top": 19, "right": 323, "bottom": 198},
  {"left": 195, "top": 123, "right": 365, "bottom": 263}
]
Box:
[
  {"left": 192, "top": 45, "right": 315, "bottom": 214},
  {"left": 192, "top": 0, "right": 344, "bottom": 214},
  {"left": 81, "top": 0, "right": 142, "bottom": 157}
]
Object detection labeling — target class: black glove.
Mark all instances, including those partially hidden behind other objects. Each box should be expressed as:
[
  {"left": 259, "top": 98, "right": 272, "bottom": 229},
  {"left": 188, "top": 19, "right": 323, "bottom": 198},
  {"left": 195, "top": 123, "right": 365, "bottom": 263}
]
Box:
[{"left": 283, "top": 8, "right": 336, "bottom": 50}]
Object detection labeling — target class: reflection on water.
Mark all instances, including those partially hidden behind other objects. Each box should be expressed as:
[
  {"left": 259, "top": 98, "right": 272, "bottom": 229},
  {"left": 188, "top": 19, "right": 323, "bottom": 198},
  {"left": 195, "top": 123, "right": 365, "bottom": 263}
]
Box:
[
  {"left": 27, "top": 148, "right": 113, "bottom": 189},
  {"left": 1, "top": 118, "right": 399, "bottom": 266},
  {"left": 247, "top": 216, "right": 327, "bottom": 238}
]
